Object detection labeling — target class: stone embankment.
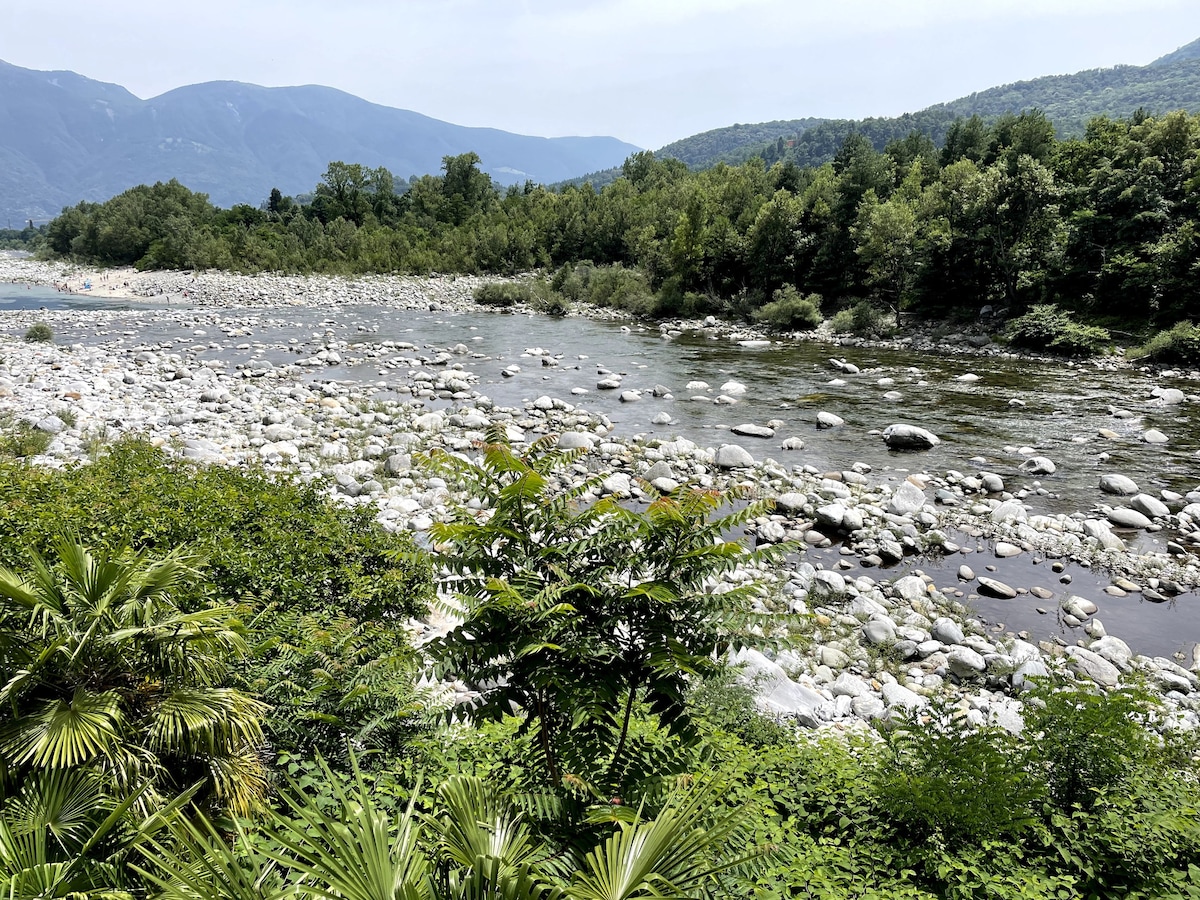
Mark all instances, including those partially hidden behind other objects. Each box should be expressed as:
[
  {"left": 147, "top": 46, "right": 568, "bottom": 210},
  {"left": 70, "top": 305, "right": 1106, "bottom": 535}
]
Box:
[{"left": 3, "top": 260, "right": 1200, "bottom": 738}]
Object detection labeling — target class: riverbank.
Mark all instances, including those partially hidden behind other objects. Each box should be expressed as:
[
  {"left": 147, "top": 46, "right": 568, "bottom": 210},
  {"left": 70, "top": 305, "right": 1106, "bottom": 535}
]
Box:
[{"left": 2, "top": 257, "right": 1200, "bottom": 739}]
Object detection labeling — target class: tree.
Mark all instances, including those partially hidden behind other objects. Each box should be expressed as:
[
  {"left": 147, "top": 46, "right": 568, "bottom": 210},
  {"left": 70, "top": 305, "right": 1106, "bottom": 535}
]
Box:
[
  {"left": 0, "top": 538, "right": 268, "bottom": 817},
  {"left": 853, "top": 186, "right": 924, "bottom": 327},
  {"left": 440, "top": 152, "right": 496, "bottom": 227},
  {"left": 424, "top": 434, "right": 783, "bottom": 795}
]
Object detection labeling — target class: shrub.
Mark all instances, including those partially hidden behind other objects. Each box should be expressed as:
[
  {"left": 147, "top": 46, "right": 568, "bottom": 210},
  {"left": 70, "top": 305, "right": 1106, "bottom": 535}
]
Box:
[
  {"left": 1006, "top": 304, "right": 1111, "bottom": 356},
  {"left": 0, "top": 438, "right": 432, "bottom": 619},
  {"left": 752, "top": 286, "right": 824, "bottom": 331},
  {"left": 527, "top": 280, "right": 572, "bottom": 317},
  {"left": 554, "top": 262, "right": 657, "bottom": 316},
  {"left": 878, "top": 707, "right": 1041, "bottom": 853},
  {"left": 22, "top": 321, "right": 53, "bottom": 343},
  {"left": 473, "top": 281, "right": 530, "bottom": 307},
  {"left": 0, "top": 415, "right": 52, "bottom": 458},
  {"left": 830, "top": 299, "right": 886, "bottom": 335},
  {"left": 1132, "top": 320, "right": 1200, "bottom": 365}
]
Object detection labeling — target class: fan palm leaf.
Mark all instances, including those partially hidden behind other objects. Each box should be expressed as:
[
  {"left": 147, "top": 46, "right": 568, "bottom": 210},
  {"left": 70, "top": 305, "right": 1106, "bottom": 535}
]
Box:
[{"left": 4, "top": 691, "right": 125, "bottom": 770}]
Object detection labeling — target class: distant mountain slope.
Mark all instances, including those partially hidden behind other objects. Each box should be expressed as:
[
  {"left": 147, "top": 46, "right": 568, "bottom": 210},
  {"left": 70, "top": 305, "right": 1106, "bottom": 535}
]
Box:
[
  {"left": 649, "top": 47, "right": 1200, "bottom": 175},
  {"left": 654, "top": 119, "right": 827, "bottom": 168},
  {"left": 0, "top": 60, "right": 641, "bottom": 223},
  {"left": 1151, "top": 37, "right": 1200, "bottom": 67}
]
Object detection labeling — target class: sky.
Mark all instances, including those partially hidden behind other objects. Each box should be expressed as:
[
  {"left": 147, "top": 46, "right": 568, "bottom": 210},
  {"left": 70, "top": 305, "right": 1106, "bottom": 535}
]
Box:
[{"left": 5, "top": 0, "right": 1200, "bottom": 149}]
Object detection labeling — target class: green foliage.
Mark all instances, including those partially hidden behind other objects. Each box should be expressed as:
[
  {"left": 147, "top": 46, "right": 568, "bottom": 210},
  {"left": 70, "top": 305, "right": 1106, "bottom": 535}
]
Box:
[
  {"left": 0, "top": 439, "right": 433, "bottom": 761},
  {"left": 751, "top": 286, "right": 823, "bottom": 331},
  {"left": 136, "top": 754, "right": 762, "bottom": 900},
  {"left": 829, "top": 299, "right": 888, "bottom": 335},
  {"left": 424, "top": 432, "right": 786, "bottom": 795},
  {"left": 0, "top": 538, "right": 269, "bottom": 817},
  {"left": 526, "top": 280, "right": 573, "bottom": 317},
  {"left": 1022, "top": 680, "right": 1157, "bottom": 812},
  {"left": 0, "top": 770, "right": 174, "bottom": 900},
  {"left": 22, "top": 321, "right": 52, "bottom": 343},
  {"left": 0, "top": 415, "right": 52, "bottom": 458},
  {"left": 877, "top": 708, "right": 1041, "bottom": 853},
  {"left": 247, "top": 608, "right": 431, "bottom": 763},
  {"left": 1132, "top": 319, "right": 1200, "bottom": 364},
  {"left": 1005, "top": 304, "right": 1112, "bottom": 356},
  {"left": 0, "top": 439, "right": 431, "bottom": 619},
  {"left": 474, "top": 282, "right": 531, "bottom": 307},
  {"left": 553, "top": 264, "right": 657, "bottom": 316}
]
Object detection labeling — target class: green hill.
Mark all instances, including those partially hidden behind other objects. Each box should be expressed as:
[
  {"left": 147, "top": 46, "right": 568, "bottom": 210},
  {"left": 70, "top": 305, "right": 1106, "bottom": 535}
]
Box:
[{"left": 579, "top": 42, "right": 1200, "bottom": 183}]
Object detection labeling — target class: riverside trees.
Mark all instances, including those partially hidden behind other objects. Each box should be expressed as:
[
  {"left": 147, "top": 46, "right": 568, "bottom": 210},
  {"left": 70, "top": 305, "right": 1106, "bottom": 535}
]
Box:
[{"left": 45, "top": 111, "right": 1200, "bottom": 344}]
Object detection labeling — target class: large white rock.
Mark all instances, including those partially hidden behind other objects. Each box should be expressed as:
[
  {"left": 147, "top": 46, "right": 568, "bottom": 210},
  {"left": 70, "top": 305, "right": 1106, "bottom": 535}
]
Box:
[
  {"left": 1099, "top": 474, "right": 1139, "bottom": 495},
  {"left": 714, "top": 444, "right": 755, "bottom": 469},
  {"left": 731, "top": 423, "right": 775, "bottom": 438},
  {"left": 1131, "top": 493, "right": 1170, "bottom": 518},
  {"left": 1065, "top": 646, "right": 1120, "bottom": 687},
  {"left": 888, "top": 480, "right": 927, "bottom": 515},
  {"left": 1107, "top": 507, "right": 1152, "bottom": 529},
  {"left": 816, "top": 411, "right": 845, "bottom": 429},
  {"left": 557, "top": 431, "right": 596, "bottom": 450},
  {"left": 1019, "top": 456, "right": 1056, "bottom": 475}
]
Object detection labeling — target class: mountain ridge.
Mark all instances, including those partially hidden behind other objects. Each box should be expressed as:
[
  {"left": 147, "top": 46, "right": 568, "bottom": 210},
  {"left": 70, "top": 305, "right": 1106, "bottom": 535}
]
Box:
[{"left": 0, "top": 60, "right": 641, "bottom": 223}]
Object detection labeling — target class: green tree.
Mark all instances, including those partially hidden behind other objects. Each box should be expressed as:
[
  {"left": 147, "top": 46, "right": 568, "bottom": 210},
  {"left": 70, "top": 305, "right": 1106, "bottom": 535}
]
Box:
[{"left": 424, "top": 435, "right": 782, "bottom": 794}]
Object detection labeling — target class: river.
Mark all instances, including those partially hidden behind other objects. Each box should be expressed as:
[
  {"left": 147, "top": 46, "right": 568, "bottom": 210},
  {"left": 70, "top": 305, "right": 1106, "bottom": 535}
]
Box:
[{"left": 3, "top": 279, "right": 1199, "bottom": 660}]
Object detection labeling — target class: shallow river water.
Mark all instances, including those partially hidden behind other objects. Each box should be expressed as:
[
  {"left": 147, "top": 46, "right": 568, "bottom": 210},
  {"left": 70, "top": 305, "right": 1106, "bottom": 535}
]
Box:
[{"left": 5, "top": 282, "right": 1200, "bottom": 660}]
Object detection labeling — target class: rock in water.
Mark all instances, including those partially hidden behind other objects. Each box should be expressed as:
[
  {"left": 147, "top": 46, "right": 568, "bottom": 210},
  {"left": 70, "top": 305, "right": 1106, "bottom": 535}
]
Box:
[
  {"left": 977, "top": 577, "right": 1017, "bottom": 599},
  {"left": 816, "top": 411, "right": 845, "bottom": 429},
  {"left": 1099, "top": 474, "right": 1138, "bottom": 495},
  {"left": 1019, "top": 456, "right": 1056, "bottom": 475},
  {"left": 881, "top": 423, "right": 940, "bottom": 450},
  {"left": 731, "top": 423, "right": 775, "bottom": 438}
]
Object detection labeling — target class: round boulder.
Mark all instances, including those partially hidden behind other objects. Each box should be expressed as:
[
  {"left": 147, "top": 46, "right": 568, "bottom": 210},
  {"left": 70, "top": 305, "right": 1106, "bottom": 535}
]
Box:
[
  {"left": 882, "top": 423, "right": 941, "bottom": 450},
  {"left": 1099, "top": 473, "right": 1139, "bottom": 495},
  {"left": 714, "top": 444, "right": 755, "bottom": 469}
]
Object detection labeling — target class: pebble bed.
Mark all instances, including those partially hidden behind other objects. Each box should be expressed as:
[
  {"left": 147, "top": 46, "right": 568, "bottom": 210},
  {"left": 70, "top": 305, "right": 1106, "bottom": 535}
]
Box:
[{"left": 3, "top": 258, "right": 1200, "bottom": 738}]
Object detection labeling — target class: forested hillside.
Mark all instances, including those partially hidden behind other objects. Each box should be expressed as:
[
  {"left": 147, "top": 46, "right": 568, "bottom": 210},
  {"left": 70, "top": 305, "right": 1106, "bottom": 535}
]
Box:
[{"left": 659, "top": 50, "right": 1200, "bottom": 173}]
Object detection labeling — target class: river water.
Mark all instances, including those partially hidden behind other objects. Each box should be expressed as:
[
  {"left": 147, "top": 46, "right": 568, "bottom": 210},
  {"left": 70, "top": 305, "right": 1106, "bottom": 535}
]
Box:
[{"left": 4, "top": 282, "right": 1200, "bottom": 660}]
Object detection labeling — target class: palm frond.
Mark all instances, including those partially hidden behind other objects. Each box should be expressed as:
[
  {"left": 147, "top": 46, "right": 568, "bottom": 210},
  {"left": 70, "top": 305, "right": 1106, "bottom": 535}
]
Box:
[{"left": 6, "top": 690, "right": 124, "bottom": 770}]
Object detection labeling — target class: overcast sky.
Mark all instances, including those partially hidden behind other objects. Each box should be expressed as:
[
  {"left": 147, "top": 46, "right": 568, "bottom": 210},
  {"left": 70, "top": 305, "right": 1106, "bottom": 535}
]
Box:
[{"left": 5, "top": 0, "right": 1200, "bottom": 149}]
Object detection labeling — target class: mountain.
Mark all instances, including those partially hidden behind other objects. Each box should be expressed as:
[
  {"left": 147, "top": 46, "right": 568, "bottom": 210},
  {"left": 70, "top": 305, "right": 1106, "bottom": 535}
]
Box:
[
  {"left": 0, "top": 60, "right": 641, "bottom": 223},
  {"left": 1151, "top": 36, "right": 1200, "bottom": 67},
  {"left": 571, "top": 40, "right": 1200, "bottom": 182}
]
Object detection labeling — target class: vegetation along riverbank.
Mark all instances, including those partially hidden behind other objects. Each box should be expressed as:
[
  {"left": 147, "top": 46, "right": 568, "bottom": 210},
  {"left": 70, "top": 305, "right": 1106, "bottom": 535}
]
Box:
[
  {"left": 4, "top": 106, "right": 1200, "bottom": 899},
  {"left": 3, "top": 243, "right": 1200, "bottom": 895}
]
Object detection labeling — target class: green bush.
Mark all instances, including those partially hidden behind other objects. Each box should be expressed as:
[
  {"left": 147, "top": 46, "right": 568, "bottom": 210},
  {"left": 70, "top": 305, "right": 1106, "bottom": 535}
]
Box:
[
  {"left": 1132, "top": 320, "right": 1200, "bottom": 365},
  {"left": 752, "top": 286, "right": 824, "bottom": 331},
  {"left": 527, "top": 280, "right": 572, "bottom": 317},
  {"left": 1006, "top": 304, "right": 1111, "bottom": 356},
  {"left": 22, "top": 321, "right": 53, "bottom": 343},
  {"left": 473, "top": 281, "right": 530, "bottom": 307},
  {"left": 830, "top": 299, "right": 887, "bottom": 335},
  {"left": 878, "top": 708, "right": 1041, "bottom": 853},
  {"left": 0, "top": 415, "right": 51, "bottom": 458},
  {"left": 554, "top": 262, "right": 657, "bottom": 316},
  {"left": 0, "top": 439, "right": 432, "bottom": 619}
]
